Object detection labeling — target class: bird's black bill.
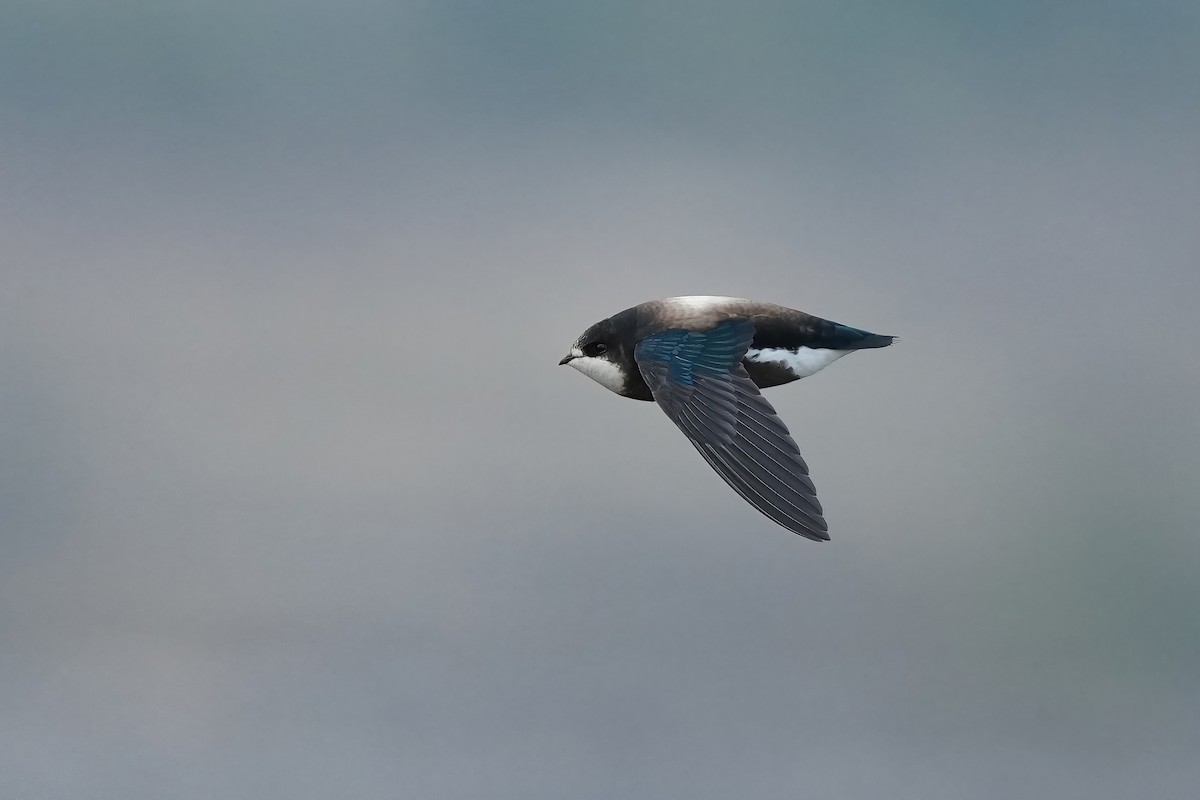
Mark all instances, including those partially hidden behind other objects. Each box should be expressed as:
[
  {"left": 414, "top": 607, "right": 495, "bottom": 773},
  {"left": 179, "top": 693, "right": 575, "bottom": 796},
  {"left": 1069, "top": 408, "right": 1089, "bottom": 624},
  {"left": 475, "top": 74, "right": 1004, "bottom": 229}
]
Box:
[{"left": 558, "top": 354, "right": 575, "bottom": 365}]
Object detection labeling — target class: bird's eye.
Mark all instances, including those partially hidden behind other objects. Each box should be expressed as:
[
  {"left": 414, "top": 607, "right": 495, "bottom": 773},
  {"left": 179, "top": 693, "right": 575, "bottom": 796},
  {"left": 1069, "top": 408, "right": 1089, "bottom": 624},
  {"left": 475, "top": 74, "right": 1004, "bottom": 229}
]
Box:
[{"left": 583, "top": 342, "right": 608, "bottom": 357}]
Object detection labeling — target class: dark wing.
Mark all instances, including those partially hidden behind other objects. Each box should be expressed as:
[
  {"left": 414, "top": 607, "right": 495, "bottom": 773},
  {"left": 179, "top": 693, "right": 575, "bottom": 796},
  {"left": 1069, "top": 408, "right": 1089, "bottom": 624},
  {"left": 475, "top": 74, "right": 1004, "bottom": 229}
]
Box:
[{"left": 634, "top": 320, "right": 829, "bottom": 541}]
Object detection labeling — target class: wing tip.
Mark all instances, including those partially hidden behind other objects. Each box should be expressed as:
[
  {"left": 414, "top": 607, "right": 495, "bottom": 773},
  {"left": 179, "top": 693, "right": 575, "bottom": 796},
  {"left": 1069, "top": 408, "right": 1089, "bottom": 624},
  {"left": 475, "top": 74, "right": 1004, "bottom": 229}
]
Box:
[{"left": 794, "top": 524, "right": 831, "bottom": 542}]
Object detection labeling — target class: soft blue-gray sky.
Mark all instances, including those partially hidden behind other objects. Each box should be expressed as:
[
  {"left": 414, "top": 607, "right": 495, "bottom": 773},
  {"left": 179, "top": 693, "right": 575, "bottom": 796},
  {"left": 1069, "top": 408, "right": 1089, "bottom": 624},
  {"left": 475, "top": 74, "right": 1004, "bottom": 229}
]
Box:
[{"left": 3, "top": 2, "right": 1199, "bottom": 798}]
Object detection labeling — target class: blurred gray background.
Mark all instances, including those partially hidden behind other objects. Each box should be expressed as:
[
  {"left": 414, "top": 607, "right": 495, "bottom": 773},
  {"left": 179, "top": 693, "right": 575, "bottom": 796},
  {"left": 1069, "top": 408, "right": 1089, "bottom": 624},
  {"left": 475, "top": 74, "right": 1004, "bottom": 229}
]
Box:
[{"left": 3, "top": 1, "right": 1198, "bottom": 797}]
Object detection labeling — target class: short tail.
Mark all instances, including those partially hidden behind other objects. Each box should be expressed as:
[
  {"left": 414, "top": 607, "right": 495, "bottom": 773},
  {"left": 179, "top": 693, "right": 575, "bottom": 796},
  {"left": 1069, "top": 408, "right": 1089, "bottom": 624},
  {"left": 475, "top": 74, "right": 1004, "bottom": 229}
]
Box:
[{"left": 824, "top": 322, "right": 897, "bottom": 350}]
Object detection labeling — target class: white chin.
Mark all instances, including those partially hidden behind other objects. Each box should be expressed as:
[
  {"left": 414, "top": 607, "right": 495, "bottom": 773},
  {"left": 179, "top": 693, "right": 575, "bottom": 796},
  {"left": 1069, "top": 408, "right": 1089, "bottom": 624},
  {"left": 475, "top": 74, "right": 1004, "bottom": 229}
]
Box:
[{"left": 569, "top": 356, "right": 626, "bottom": 394}]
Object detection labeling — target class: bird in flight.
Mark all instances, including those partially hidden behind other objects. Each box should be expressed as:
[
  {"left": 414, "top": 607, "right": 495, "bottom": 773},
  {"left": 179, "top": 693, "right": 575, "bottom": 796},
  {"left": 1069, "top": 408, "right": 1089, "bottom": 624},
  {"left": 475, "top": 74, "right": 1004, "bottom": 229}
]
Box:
[{"left": 559, "top": 296, "right": 894, "bottom": 541}]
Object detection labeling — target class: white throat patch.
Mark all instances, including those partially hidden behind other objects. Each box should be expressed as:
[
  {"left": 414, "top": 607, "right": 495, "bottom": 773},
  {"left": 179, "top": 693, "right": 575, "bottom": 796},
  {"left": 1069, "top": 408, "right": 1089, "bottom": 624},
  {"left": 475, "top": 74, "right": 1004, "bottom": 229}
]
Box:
[
  {"left": 568, "top": 355, "right": 627, "bottom": 394},
  {"left": 746, "top": 346, "right": 850, "bottom": 379}
]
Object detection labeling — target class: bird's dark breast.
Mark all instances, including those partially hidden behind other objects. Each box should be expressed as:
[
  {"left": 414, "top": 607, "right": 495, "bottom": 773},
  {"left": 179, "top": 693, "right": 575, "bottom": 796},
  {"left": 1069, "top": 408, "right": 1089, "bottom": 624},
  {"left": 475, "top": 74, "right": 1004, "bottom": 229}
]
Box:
[
  {"left": 603, "top": 307, "right": 656, "bottom": 400},
  {"left": 622, "top": 372, "right": 656, "bottom": 401}
]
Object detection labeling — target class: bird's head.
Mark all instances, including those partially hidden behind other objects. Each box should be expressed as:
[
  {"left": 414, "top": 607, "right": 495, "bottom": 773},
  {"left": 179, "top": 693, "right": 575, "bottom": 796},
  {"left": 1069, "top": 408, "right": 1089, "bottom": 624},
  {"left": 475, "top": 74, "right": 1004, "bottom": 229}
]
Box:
[{"left": 558, "top": 316, "right": 631, "bottom": 395}]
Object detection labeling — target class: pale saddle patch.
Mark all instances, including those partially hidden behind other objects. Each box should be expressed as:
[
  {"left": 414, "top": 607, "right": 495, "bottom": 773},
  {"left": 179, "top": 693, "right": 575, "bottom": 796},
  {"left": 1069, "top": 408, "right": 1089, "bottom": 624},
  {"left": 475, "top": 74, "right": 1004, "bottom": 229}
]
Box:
[{"left": 666, "top": 295, "right": 731, "bottom": 312}]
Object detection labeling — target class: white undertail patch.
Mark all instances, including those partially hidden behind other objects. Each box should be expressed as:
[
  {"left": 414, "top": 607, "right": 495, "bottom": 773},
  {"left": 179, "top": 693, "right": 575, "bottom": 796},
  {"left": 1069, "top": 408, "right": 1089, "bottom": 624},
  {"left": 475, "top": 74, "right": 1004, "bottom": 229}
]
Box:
[
  {"left": 568, "top": 353, "right": 627, "bottom": 394},
  {"left": 746, "top": 346, "right": 850, "bottom": 379}
]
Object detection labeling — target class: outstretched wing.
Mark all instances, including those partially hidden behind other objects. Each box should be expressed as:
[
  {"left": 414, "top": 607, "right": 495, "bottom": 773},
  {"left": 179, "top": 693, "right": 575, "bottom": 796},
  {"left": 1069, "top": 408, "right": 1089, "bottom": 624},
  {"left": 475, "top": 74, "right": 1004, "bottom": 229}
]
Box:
[{"left": 634, "top": 320, "right": 829, "bottom": 541}]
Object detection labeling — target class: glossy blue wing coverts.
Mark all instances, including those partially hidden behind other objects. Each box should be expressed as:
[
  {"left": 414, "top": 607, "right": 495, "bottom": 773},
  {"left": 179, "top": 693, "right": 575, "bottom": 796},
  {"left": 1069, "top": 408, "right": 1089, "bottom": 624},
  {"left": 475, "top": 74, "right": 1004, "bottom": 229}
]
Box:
[{"left": 634, "top": 321, "right": 829, "bottom": 540}]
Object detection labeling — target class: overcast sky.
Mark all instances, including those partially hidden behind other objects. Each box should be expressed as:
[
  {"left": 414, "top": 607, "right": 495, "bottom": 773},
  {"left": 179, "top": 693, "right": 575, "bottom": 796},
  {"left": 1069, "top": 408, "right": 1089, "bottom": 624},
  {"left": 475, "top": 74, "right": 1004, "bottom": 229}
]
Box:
[{"left": 3, "top": 2, "right": 1199, "bottom": 798}]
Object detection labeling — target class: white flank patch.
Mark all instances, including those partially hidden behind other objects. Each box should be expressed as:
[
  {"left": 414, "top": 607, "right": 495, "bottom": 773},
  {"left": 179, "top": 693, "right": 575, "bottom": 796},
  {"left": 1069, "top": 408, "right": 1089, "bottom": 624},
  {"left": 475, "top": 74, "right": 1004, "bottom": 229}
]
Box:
[
  {"left": 746, "top": 346, "right": 850, "bottom": 379},
  {"left": 568, "top": 355, "right": 627, "bottom": 394}
]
